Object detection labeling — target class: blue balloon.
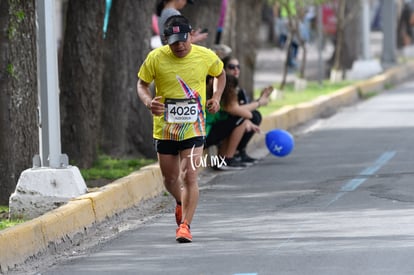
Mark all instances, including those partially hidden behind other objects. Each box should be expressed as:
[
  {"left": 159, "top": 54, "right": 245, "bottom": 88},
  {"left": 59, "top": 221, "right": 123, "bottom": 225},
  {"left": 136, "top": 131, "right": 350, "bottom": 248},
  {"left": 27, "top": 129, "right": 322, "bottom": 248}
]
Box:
[{"left": 265, "top": 129, "right": 294, "bottom": 157}]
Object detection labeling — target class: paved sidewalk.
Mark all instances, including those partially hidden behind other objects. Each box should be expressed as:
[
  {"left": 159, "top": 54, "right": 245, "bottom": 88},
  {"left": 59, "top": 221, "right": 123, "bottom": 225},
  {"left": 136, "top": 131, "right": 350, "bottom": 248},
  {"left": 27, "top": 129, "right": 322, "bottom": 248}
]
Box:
[{"left": 254, "top": 31, "right": 384, "bottom": 90}]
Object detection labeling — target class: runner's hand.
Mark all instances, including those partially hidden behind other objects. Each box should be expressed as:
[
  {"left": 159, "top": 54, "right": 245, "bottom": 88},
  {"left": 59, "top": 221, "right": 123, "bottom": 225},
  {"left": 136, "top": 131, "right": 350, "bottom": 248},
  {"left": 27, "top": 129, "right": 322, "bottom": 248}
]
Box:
[
  {"left": 148, "top": 96, "right": 164, "bottom": 115},
  {"left": 207, "top": 98, "right": 220, "bottom": 114}
]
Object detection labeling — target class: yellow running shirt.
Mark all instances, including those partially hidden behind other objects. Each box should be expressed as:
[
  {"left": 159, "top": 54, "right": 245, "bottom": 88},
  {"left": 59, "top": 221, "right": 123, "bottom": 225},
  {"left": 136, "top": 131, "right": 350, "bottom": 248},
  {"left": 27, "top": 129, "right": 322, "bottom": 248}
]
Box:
[{"left": 138, "top": 44, "right": 223, "bottom": 141}]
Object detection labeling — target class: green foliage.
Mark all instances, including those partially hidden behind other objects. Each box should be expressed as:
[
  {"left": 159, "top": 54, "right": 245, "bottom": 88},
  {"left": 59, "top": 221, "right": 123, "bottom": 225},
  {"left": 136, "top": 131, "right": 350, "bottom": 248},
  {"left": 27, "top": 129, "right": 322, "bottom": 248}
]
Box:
[
  {"left": 256, "top": 80, "right": 353, "bottom": 116},
  {"left": 384, "top": 83, "right": 394, "bottom": 90},
  {"left": 6, "top": 63, "right": 16, "bottom": 78},
  {"left": 7, "top": 9, "right": 26, "bottom": 40},
  {"left": 0, "top": 219, "right": 24, "bottom": 231},
  {"left": 0, "top": 206, "right": 24, "bottom": 231},
  {"left": 80, "top": 155, "right": 155, "bottom": 181},
  {"left": 7, "top": 25, "right": 16, "bottom": 39},
  {"left": 15, "top": 10, "right": 25, "bottom": 22},
  {"left": 359, "top": 91, "right": 377, "bottom": 100}
]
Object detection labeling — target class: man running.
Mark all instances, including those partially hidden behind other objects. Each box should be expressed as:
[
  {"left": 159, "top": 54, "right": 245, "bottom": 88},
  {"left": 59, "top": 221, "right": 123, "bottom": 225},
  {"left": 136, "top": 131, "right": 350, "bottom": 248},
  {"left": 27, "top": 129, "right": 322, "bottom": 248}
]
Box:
[{"left": 137, "top": 15, "right": 226, "bottom": 243}]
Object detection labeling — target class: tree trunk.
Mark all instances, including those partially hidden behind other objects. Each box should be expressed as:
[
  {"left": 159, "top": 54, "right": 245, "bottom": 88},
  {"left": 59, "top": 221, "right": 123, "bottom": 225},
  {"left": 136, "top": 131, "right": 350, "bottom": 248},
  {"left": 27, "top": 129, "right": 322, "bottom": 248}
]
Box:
[
  {"left": 100, "top": 0, "right": 154, "bottom": 158},
  {"left": 341, "top": 0, "right": 360, "bottom": 71},
  {"left": 0, "top": 0, "right": 38, "bottom": 204},
  {"left": 60, "top": 0, "right": 105, "bottom": 168},
  {"left": 263, "top": 2, "right": 276, "bottom": 44},
  {"left": 222, "top": 0, "right": 264, "bottom": 99},
  {"left": 329, "top": 0, "right": 360, "bottom": 80}
]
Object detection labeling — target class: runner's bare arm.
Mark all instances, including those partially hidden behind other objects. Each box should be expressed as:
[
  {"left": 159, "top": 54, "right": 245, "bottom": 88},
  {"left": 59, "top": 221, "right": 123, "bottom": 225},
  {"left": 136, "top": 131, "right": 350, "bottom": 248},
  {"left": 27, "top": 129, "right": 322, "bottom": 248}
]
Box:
[
  {"left": 137, "top": 79, "right": 164, "bottom": 115},
  {"left": 207, "top": 70, "right": 226, "bottom": 113}
]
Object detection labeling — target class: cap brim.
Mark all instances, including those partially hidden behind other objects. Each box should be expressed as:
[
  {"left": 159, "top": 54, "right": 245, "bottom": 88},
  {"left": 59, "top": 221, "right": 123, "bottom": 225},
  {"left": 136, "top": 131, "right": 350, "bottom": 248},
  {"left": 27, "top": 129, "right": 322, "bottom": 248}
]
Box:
[
  {"left": 188, "top": 0, "right": 194, "bottom": 4},
  {"left": 167, "top": 33, "right": 188, "bottom": 45}
]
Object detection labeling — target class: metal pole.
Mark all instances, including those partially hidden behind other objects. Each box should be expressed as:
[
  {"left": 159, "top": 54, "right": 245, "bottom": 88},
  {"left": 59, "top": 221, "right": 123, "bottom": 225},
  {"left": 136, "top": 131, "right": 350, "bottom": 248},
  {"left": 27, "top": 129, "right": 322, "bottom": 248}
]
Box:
[
  {"left": 10, "top": 0, "right": 85, "bottom": 220},
  {"left": 361, "top": 0, "right": 371, "bottom": 59},
  {"left": 317, "top": 4, "right": 324, "bottom": 84},
  {"left": 36, "top": 0, "right": 63, "bottom": 168},
  {"left": 381, "top": 0, "right": 397, "bottom": 65}
]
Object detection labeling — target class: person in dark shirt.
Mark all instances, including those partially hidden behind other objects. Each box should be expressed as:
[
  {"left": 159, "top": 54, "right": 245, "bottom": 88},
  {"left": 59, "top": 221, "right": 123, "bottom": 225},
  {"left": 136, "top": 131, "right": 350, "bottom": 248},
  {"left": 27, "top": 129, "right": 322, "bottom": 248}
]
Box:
[{"left": 222, "top": 56, "right": 273, "bottom": 164}]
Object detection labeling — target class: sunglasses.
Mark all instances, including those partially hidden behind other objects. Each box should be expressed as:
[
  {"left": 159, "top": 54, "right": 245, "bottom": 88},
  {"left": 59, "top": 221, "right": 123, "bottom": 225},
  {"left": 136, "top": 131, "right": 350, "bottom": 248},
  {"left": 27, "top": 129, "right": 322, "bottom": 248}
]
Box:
[{"left": 227, "top": 64, "right": 240, "bottom": 70}]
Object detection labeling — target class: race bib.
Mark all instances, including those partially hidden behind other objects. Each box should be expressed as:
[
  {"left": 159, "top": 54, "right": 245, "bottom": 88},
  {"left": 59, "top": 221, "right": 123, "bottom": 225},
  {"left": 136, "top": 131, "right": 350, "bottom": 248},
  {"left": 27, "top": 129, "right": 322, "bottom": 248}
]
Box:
[{"left": 164, "top": 98, "right": 198, "bottom": 123}]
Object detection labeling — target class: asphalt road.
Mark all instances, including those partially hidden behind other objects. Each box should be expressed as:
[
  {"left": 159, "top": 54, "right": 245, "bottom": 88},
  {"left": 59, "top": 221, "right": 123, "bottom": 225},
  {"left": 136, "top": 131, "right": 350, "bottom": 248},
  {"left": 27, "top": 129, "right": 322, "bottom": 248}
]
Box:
[{"left": 39, "top": 81, "right": 414, "bottom": 275}]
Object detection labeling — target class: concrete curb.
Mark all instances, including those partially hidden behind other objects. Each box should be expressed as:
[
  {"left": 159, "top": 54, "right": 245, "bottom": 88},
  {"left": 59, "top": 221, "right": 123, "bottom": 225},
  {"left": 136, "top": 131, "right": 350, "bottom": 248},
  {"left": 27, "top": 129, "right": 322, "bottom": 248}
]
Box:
[
  {"left": 1, "top": 61, "right": 413, "bottom": 273},
  {"left": 0, "top": 164, "right": 164, "bottom": 273},
  {"left": 249, "top": 61, "right": 414, "bottom": 151}
]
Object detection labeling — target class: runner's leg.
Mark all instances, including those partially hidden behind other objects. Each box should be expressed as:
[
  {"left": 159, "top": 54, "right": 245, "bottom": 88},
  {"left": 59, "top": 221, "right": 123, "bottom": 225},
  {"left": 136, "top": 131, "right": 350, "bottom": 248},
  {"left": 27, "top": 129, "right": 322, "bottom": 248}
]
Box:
[
  {"left": 158, "top": 153, "right": 182, "bottom": 203},
  {"left": 179, "top": 145, "right": 203, "bottom": 224}
]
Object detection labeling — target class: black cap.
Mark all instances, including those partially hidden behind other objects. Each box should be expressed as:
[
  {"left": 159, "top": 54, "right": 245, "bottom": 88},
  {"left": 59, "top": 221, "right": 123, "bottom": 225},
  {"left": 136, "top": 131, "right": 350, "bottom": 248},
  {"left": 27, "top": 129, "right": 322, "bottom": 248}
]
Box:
[{"left": 164, "top": 16, "right": 192, "bottom": 44}]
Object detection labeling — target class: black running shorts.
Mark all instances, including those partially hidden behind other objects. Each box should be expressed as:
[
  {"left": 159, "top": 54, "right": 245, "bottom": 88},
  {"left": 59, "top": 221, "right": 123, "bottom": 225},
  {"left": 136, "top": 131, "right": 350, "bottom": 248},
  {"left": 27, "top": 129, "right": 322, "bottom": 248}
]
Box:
[{"left": 154, "top": 136, "right": 205, "bottom": 155}]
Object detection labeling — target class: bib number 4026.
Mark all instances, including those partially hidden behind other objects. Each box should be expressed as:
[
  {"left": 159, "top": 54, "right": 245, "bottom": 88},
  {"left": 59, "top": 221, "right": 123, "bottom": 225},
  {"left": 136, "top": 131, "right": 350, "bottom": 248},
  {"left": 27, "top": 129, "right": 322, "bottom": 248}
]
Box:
[
  {"left": 165, "top": 98, "right": 198, "bottom": 123},
  {"left": 169, "top": 105, "right": 197, "bottom": 116}
]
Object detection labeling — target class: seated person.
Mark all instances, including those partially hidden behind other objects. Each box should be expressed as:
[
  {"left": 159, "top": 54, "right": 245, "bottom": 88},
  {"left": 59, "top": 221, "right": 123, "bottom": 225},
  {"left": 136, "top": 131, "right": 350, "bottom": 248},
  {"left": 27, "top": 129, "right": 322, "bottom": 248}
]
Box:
[
  {"left": 222, "top": 56, "right": 273, "bottom": 163},
  {"left": 205, "top": 74, "right": 265, "bottom": 170}
]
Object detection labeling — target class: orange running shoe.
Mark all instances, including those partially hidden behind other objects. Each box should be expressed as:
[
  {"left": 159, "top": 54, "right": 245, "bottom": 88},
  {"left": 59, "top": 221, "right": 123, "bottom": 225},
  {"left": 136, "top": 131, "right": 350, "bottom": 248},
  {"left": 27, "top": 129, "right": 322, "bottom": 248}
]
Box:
[
  {"left": 175, "top": 204, "right": 182, "bottom": 226},
  {"left": 176, "top": 220, "right": 192, "bottom": 243}
]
